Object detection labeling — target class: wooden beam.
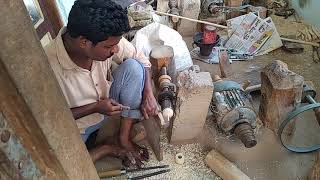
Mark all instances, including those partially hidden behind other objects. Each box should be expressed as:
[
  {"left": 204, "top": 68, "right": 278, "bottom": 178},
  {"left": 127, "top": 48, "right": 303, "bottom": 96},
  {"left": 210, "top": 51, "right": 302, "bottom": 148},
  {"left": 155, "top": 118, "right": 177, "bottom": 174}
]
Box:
[
  {"left": 0, "top": 60, "right": 68, "bottom": 179},
  {"left": 41, "top": 0, "right": 64, "bottom": 36},
  {"left": 0, "top": 1, "right": 98, "bottom": 179}
]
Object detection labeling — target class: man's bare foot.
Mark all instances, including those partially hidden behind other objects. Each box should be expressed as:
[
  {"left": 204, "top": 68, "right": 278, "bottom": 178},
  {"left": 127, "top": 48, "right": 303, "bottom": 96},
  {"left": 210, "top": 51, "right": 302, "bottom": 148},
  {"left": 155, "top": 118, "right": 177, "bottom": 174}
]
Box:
[
  {"left": 120, "top": 118, "right": 149, "bottom": 167},
  {"left": 89, "top": 144, "right": 126, "bottom": 163},
  {"left": 120, "top": 137, "right": 149, "bottom": 167}
]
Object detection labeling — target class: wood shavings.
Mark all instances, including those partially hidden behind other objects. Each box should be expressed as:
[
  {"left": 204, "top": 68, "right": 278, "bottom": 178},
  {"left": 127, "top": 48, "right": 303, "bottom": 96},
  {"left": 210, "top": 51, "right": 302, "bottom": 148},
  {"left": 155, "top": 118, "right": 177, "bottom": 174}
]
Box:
[{"left": 126, "top": 134, "right": 221, "bottom": 180}]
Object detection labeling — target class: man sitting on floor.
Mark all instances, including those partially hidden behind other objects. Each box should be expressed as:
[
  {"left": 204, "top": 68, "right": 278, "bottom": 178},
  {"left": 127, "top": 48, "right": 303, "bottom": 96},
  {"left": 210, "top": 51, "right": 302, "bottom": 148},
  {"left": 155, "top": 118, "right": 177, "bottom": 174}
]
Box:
[{"left": 44, "top": 0, "right": 158, "bottom": 165}]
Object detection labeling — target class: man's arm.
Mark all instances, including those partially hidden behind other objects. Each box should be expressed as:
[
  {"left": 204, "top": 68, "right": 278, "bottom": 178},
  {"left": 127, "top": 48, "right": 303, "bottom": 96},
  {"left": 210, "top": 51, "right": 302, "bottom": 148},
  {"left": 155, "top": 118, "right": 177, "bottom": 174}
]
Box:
[
  {"left": 71, "top": 99, "right": 123, "bottom": 120},
  {"left": 140, "top": 67, "right": 158, "bottom": 119}
]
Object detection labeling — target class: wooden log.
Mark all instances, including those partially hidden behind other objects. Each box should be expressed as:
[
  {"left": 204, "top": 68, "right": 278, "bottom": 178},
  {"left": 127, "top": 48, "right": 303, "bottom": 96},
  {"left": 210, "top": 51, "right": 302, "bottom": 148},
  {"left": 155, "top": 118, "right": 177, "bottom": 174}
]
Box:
[
  {"left": 205, "top": 149, "right": 252, "bottom": 180},
  {"left": 150, "top": 45, "right": 175, "bottom": 83},
  {"left": 259, "top": 60, "right": 304, "bottom": 135}
]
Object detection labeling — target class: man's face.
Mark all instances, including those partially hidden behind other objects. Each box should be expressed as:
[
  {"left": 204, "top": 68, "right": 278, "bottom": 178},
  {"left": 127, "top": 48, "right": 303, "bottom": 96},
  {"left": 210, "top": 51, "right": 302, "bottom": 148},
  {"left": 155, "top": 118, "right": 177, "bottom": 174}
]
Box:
[{"left": 81, "top": 36, "right": 122, "bottom": 61}]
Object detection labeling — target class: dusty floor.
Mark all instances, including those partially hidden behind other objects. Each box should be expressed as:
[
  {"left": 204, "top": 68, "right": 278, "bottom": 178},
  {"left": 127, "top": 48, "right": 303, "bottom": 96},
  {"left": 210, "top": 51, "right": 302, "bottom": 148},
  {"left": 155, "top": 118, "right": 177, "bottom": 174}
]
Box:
[
  {"left": 186, "top": 14, "right": 320, "bottom": 180},
  {"left": 97, "top": 14, "right": 320, "bottom": 180}
]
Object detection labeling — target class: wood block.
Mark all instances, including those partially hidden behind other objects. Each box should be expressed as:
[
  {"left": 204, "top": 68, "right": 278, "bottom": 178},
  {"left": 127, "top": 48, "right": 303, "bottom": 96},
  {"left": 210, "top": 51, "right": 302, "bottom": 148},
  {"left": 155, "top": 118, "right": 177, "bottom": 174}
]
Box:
[
  {"left": 150, "top": 45, "right": 175, "bottom": 85},
  {"left": 143, "top": 117, "right": 163, "bottom": 161},
  {"left": 170, "top": 70, "right": 213, "bottom": 144},
  {"left": 259, "top": 60, "right": 304, "bottom": 135},
  {"left": 219, "top": 49, "right": 232, "bottom": 78}
]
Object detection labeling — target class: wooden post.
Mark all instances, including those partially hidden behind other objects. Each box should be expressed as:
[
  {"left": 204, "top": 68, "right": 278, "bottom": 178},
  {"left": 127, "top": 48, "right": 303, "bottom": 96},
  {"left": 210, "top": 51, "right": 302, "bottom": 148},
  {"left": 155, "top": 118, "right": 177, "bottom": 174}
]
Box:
[
  {"left": 0, "top": 1, "right": 98, "bottom": 179},
  {"left": 42, "top": 0, "right": 64, "bottom": 35},
  {"left": 259, "top": 60, "right": 304, "bottom": 135}
]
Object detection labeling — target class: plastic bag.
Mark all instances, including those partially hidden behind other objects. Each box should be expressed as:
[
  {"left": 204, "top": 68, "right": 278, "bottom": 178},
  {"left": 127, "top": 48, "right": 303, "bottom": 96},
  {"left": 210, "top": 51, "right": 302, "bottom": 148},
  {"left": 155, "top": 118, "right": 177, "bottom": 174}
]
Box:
[{"left": 132, "top": 22, "right": 193, "bottom": 72}]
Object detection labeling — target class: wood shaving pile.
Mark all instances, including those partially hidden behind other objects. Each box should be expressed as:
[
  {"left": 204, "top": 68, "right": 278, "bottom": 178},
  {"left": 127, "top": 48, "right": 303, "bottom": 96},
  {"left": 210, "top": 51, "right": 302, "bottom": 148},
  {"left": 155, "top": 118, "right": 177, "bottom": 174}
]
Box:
[{"left": 126, "top": 133, "right": 221, "bottom": 180}]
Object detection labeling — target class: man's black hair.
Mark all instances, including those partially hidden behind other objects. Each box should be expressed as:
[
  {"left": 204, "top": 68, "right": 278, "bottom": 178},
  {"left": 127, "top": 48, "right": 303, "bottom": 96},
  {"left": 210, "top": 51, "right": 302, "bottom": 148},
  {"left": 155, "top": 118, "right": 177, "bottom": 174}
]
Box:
[{"left": 67, "top": 0, "right": 130, "bottom": 45}]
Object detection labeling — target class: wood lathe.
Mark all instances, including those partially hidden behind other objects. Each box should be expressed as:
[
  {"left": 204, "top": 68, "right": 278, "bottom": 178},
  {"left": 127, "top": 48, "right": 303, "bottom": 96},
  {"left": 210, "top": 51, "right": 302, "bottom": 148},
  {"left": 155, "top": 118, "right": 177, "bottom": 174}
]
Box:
[{"left": 150, "top": 45, "right": 176, "bottom": 128}]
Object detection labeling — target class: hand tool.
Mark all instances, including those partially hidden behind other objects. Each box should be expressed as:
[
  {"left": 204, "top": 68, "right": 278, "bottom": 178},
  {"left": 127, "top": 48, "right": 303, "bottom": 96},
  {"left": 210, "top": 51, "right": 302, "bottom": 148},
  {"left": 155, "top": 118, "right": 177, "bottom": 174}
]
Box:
[
  {"left": 129, "top": 169, "right": 170, "bottom": 180},
  {"left": 301, "top": 83, "right": 320, "bottom": 125},
  {"left": 98, "top": 165, "right": 170, "bottom": 179},
  {"left": 121, "top": 105, "right": 131, "bottom": 110}
]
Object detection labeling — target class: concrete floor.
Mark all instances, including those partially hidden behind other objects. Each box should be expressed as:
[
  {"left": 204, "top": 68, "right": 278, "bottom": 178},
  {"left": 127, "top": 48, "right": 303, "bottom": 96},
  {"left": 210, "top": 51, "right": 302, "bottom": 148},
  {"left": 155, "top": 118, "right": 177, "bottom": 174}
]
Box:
[{"left": 182, "top": 14, "right": 320, "bottom": 180}]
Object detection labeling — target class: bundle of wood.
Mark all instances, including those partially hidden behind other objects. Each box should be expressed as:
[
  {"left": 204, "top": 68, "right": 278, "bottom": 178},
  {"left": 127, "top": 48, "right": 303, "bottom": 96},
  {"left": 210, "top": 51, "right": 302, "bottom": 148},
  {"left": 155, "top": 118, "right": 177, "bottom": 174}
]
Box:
[{"left": 297, "top": 25, "right": 320, "bottom": 42}]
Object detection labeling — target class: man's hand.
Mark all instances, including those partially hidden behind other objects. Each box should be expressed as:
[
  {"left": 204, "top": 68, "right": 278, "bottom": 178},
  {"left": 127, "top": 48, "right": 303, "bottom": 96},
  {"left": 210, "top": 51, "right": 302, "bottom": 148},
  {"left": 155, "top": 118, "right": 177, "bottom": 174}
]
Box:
[
  {"left": 95, "top": 98, "right": 123, "bottom": 116},
  {"left": 140, "top": 91, "right": 158, "bottom": 119}
]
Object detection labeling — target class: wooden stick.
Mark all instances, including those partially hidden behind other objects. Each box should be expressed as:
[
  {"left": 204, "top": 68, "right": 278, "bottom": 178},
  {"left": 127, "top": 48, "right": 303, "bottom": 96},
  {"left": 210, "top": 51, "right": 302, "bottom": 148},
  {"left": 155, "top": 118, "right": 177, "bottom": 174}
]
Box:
[
  {"left": 245, "top": 84, "right": 261, "bottom": 93},
  {"left": 205, "top": 149, "right": 252, "bottom": 180},
  {"left": 154, "top": 11, "right": 320, "bottom": 47},
  {"left": 280, "top": 37, "right": 320, "bottom": 47},
  {"left": 98, "top": 169, "right": 122, "bottom": 178},
  {"left": 153, "top": 10, "right": 228, "bottom": 29}
]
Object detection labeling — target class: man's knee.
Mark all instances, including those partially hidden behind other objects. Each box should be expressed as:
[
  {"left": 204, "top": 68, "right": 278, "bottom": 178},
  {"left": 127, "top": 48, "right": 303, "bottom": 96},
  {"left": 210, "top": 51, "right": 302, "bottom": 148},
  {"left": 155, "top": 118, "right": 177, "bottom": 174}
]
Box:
[{"left": 121, "top": 59, "right": 145, "bottom": 79}]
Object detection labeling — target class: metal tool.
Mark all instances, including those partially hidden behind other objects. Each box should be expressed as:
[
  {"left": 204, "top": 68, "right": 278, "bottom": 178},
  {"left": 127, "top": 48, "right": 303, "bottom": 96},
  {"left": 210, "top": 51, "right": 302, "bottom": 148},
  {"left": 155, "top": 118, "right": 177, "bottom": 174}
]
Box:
[
  {"left": 301, "top": 84, "right": 320, "bottom": 125},
  {"left": 129, "top": 168, "right": 170, "bottom": 180},
  {"left": 150, "top": 45, "right": 176, "bottom": 128},
  {"left": 98, "top": 165, "right": 170, "bottom": 179},
  {"left": 278, "top": 83, "right": 320, "bottom": 153},
  {"left": 121, "top": 105, "right": 131, "bottom": 110},
  {"left": 158, "top": 65, "right": 176, "bottom": 125},
  {"left": 210, "top": 75, "right": 257, "bottom": 148}
]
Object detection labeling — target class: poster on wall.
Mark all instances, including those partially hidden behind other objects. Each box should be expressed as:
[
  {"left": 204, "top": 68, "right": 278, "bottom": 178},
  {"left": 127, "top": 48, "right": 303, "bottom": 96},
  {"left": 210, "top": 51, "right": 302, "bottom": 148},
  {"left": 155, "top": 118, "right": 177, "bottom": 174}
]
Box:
[{"left": 23, "top": 0, "right": 44, "bottom": 28}]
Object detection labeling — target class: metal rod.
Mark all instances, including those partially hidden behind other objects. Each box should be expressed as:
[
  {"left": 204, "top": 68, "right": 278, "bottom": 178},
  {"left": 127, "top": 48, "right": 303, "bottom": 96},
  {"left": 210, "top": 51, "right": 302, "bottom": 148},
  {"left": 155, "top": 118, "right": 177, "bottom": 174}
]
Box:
[
  {"left": 129, "top": 169, "right": 171, "bottom": 180},
  {"left": 127, "top": 165, "right": 169, "bottom": 173},
  {"left": 306, "top": 95, "right": 317, "bottom": 104}
]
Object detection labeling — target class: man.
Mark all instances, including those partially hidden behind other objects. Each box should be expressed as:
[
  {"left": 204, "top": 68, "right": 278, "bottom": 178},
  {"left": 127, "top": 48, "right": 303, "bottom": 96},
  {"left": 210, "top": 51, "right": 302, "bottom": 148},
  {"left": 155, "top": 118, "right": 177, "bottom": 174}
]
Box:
[{"left": 45, "top": 0, "right": 158, "bottom": 165}]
